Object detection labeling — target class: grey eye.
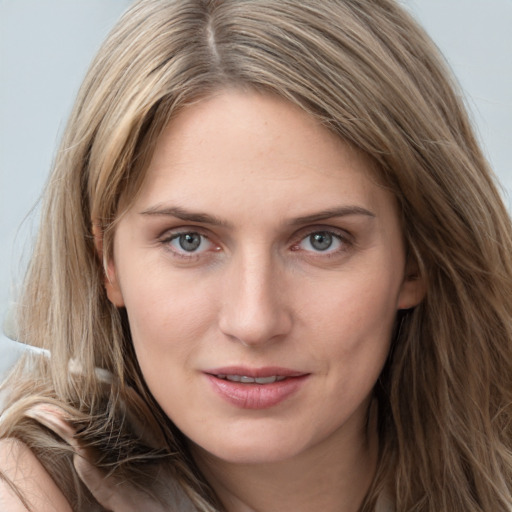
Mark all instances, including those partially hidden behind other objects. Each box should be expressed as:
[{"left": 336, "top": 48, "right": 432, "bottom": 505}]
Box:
[
  {"left": 166, "top": 231, "right": 215, "bottom": 257},
  {"left": 309, "top": 232, "right": 333, "bottom": 251},
  {"left": 177, "top": 233, "right": 202, "bottom": 252}
]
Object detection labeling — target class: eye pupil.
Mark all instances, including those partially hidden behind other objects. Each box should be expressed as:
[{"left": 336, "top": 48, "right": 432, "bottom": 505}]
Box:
[
  {"left": 179, "top": 233, "right": 202, "bottom": 251},
  {"left": 310, "top": 232, "right": 333, "bottom": 251}
]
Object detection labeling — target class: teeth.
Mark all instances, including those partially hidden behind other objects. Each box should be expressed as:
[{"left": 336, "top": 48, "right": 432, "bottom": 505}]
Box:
[
  {"left": 255, "top": 376, "right": 277, "bottom": 384},
  {"left": 216, "top": 375, "right": 287, "bottom": 384}
]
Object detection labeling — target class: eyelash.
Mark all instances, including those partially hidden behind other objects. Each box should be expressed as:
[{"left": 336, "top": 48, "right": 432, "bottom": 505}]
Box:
[
  {"left": 159, "top": 230, "right": 217, "bottom": 260},
  {"left": 159, "top": 227, "right": 352, "bottom": 260},
  {"left": 290, "top": 229, "right": 352, "bottom": 257}
]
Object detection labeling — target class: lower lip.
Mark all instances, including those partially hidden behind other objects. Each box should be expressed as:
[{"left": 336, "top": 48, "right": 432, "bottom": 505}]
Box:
[{"left": 205, "top": 374, "right": 309, "bottom": 409}]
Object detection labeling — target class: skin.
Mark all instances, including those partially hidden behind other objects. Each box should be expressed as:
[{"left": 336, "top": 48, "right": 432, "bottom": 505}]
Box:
[
  {"left": 104, "top": 89, "right": 424, "bottom": 511},
  {"left": 0, "top": 405, "right": 167, "bottom": 511},
  {"left": 0, "top": 438, "right": 73, "bottom": 512},
  {"left": 0, "top": 89, "right": 423, "bottom": 512}
]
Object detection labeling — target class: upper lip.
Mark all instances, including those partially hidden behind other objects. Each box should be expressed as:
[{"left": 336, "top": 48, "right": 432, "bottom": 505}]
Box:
[{"left": 205, "top": 366, "right": 307, "bottom": 378}]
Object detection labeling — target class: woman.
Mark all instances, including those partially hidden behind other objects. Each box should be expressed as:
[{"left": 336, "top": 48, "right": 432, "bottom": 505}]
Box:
[{"left": 1, "top": 0, "right": 511, "bottom": 510}]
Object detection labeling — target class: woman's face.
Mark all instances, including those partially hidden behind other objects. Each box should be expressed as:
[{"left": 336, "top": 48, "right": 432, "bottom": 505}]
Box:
[{"left": 105, "top": 90, "right": 423, "bottom": 464}]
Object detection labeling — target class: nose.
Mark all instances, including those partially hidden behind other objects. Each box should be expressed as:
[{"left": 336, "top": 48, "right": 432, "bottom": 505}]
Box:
[{"left": 218, "top": 250, "right": 293, "bottom": 347}]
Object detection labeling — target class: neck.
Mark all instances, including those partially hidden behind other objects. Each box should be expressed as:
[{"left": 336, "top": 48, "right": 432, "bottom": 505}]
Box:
[{"left": 191, "top": 401, "right": 379, "bottom": 512}]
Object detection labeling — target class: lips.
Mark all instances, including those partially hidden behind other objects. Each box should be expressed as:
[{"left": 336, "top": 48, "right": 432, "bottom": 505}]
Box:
[
  {"left": 204, "top": 366, "right": 309, "bottom": 409},
  {"left": 216, "top": 375, "right": 287, "bottom": 384},
  {"left": 206, "top": 366, "right": 306, "bottom": 378}
]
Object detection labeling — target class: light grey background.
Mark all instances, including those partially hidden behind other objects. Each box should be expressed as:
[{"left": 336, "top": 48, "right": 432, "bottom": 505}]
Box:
[{"left": 1, "top": 1, "right": 511, "bottom": 332}]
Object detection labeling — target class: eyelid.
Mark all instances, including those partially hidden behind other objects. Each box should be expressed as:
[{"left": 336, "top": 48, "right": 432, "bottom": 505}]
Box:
[
  {"left": 158, "top": 227, "right": 220, "bottom": 258},
  {"left": 157, "top": 223, "right": 210, "bottom": 239},
  {"left": 291, "top": 225, "right": 353, "bottom": 243},
  {"left": 157, "top": 224, "right": 354, "bottom": 260},
  {"left": 290, "top": 225, "right": 354, "bottom": 255}
]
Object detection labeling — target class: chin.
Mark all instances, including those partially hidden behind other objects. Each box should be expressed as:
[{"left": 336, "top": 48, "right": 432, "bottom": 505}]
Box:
[
  {"left": 189, "top": 428, "right": 309, "bottom": 466},
  {"left": 206, "top": 445, "right": 300, "bottom": 466}
]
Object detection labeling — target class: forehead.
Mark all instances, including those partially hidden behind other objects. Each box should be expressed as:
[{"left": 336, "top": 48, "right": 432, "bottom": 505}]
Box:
[{"left": 130, "top": 90, "right": 395, "bottom": 223}]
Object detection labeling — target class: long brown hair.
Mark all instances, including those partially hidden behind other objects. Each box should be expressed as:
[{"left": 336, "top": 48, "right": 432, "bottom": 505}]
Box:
[{"left": 2, "top": 0, "right": 511, "bottom": 510}]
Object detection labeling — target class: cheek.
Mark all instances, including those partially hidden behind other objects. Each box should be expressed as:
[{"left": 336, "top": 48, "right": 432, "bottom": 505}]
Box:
[
  {"left": 302, "top": 269, "right": 400, "bottom": 385},
  {"left": 121, "top": 276, "right": 219, "bottom": 425},
  {"left": 304, "top": 268, "right": 401, "bottom": 340},
  {"left": 120, "top": 270, "right": 218, "bottom": 365}
]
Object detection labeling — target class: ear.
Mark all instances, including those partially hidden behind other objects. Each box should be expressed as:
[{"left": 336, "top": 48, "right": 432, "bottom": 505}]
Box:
[
  {"left": 397, "top": 258, "right": 426, "bottom": 310},
  {"left": 92, "top": 221, "right": 125, "bottom": 308}
]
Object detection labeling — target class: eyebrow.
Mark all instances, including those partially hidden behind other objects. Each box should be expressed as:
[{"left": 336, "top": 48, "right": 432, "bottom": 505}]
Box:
[
  {"left": 288, "top": 206, "right": 375, "bottom": 225},
  {"left": 139, "top": 205, "right": 375, "bottom": 226},
  {"left": 140, "top": 205, "right": 231, "bottom": 227}
]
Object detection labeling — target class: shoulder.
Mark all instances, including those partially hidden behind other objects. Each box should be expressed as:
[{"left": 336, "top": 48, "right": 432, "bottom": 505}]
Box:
[{"left": 0, "top": 438, "right": 72, "bottom": 512}]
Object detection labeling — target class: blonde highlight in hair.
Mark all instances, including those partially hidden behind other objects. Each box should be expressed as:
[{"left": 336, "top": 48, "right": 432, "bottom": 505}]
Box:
[{"left": 2, "top": 0, "right": 512, "bottom": 510}]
